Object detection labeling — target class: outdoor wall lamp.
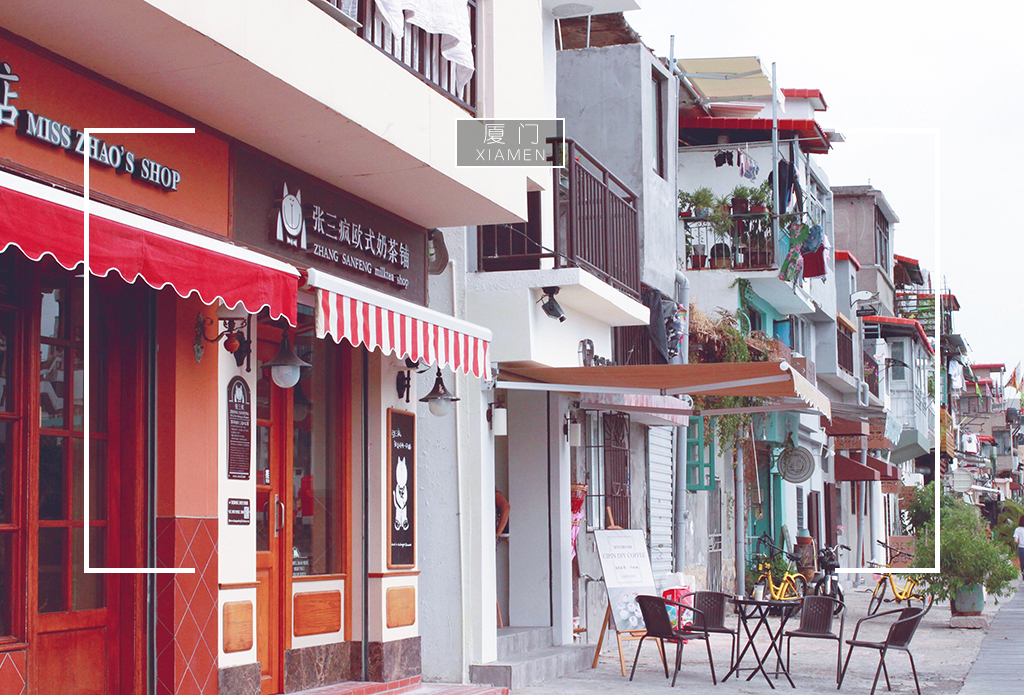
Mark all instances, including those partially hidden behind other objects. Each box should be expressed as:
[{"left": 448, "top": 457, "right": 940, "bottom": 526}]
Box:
[
  {"left": 194, "top": 308, "right": 251, "bottom": 370},
  {"left": 420, "top": 367, "right": 460, "bottom": 417},
  {"left": 396, "top": 358, "right": 429, "bottom": 403},
  {"left": 539, "top": 286, "right": 566, "bottom": 323},
  {"left": 487, "top": 402, "right": 508, "bottom": 436},
  {"left": 263, "top": 332, "right": 311, "bottom": 389}
]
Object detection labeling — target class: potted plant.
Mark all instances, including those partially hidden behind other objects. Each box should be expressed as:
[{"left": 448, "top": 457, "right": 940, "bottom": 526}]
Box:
[
  {"left": 708, "top": 199, "right": 734, "bottom": 269},
  {"left": 690, "top": 242, "right": 707, "bottom": 270},
  {"left": 678, "top": 190, "right": 693, "bottom": 218},
  {"left": 750, "top": 181, "right": 771, "bottom": 214},
  {"left": 690, "top": 187, "right": 716, "bottom": 219},
  {"left": 910, "top": 482, "right": 1018, "bottom": 616},
  {"left": 730, "top": 185, "right": 753, "bottom": 215}
]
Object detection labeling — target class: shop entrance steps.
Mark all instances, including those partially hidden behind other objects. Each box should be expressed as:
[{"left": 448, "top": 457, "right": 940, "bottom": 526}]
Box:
[
  {"left": 469, "top": 627, "right": 595, "bottom": 689},
  {"left": 292, "top": 677, "right": 507, "bottom": 695}
]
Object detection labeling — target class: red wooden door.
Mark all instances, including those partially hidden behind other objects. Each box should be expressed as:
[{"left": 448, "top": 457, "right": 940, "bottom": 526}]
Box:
[
  {"left": 28, "top": 272, "right": 123, "bottom": 694},
  {"left": 255, "top": 325, "right": 292, "bottom": 695}
]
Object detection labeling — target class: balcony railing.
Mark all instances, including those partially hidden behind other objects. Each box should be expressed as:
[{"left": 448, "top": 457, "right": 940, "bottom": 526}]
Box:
[
  {"left": 681, "top": 209, "right": 775, "bottom": 271},
  {"left": 895, "top": 291, "right": 936, "bottom": 334},
  {"left": 327, "top": 0, "right": 477, "bottom": 113},
  {"left": 477, "top": 141, "right": 641, "bottom": 299},
  {"left": 837, "top": 325, "right": 854, "bottom": 376},
  {"left": 864, "top": 352, "right": 880, "bottom": 397},
  {"left": 558, "top": 141, "right": 641, "bottom": 297}
]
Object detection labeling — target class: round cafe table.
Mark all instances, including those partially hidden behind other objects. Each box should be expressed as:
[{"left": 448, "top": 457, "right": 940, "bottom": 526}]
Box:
[{"left": 722, "top": 595, "right": 802, "bottom": 689}]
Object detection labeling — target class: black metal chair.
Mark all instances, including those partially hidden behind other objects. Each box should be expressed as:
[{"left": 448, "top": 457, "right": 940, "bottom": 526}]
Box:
[
  {"left": 837, "top": 605, "right": 928, "bottom": 695},
  {"left": 629, "top": 595, "right": 718, "bottom": 687},
  {"left": 679, "top": 590, "right": 739, "bottom": 671},
  {"left": 784, "top": 594, "right": 845, "bottom": 682}
]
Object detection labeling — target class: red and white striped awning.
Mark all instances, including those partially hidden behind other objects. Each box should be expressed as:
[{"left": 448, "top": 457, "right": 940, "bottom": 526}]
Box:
[{"left": 308, "top": 268, "right": 491, "bottom": 379}]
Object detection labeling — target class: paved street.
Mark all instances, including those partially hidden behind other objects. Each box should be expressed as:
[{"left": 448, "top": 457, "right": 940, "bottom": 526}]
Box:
[{"left": 513, "top": 580, "right": 1022, "bottom": 695}]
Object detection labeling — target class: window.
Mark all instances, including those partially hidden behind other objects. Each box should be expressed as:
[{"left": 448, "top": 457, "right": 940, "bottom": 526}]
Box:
[
  {"left": 685, "top": 417, "right": 715, "bottom": 491},
  {"left": 585, "top": 411, "right": 632, "bottom": 529},
  {"left": 875, "top": 206, "right": 890, "bottom": 274},
  {"left": 651, "top": 70, "right": 666, "bottom": 178},
  {"left": 891, "top": 340, "right": 906, "bottom": 381},
  {"left": 796, "top": 486, "right": 805, "bottom": 531},
  {"left": 746, "top": 306, "right": 763, "bottom": 334}
]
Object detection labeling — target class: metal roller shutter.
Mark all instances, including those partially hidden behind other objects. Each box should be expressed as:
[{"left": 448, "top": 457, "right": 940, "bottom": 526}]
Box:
[{"left": 647, "top": 426, "right": 675, "bottom": 588}]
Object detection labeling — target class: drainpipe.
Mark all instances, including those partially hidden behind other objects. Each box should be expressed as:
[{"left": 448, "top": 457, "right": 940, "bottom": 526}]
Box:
[
  {"left": 735, "top": 446, "right": 746, "bottom": 597},
  {"left": 673, "top": 271, "right": 690, "bottom": 572},
  {"left": 771, "top": 63, "right": 780, "bottom": 258}
]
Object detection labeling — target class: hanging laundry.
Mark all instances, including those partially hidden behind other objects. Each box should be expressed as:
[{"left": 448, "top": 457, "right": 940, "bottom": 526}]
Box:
[
  {"left": 714, "top": 150, "right": 734, "bottom": 167},
  {"left": 800, "top": 224, "right": 825, "bottom": 254},
  {"left": 801, "top": 246, "right": 827, "bottom": 278},
  {"left": 778, "top": 223, "right": 810, "bottom": 282},
  {"left": 737, "top": 151, "right": 759, "bottom": 181},
  {"left": 766, "top": 160, "right": 803, "bottom": 212}
]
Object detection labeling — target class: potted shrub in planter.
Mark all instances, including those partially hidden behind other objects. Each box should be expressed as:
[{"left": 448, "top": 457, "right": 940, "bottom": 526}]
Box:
[
  {"left": 708, "top": 200, "right": 734, "bottom": 269},
  {"left": 730, "top": 185, "right": 753, "bottom": 215},
  {"left": 690, "top": 187, "right": 716, "bottom": 219},
  {"left": 678, "top": 190, "right": 693, "bottom": 218},
  {"left": 750, "top": 181, "right": 771, "bottom": 214},
  {"left": 909, "top": 482, "right": 1018, "bottom": 617},
  {"left": 690, "top": 243, "right": 707, "bottom": 270}
]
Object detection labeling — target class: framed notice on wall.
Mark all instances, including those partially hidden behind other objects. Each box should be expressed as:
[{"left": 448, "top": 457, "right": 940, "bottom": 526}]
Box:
[
  {"left": 227, "top": 377, "right": 251, "bottom": 480},
  {"left": 387, "top": 409, "right": 416, "bottom": 568}
]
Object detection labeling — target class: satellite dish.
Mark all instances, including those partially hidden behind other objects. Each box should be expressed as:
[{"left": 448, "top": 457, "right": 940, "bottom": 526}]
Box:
[
  {"left": 778, "top": 446, "right": 815, "bottom": 483},
  {"left": 428, "top": 229, "right": 449, "bottom": 275},
  {"left": 951, "top": 468, "right": 974, "bottom": 493}
]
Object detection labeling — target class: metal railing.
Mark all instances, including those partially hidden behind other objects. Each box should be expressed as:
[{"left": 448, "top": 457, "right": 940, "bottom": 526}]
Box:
[
  {"left": 682, "top": 212, "right": 775, "bottom": 271},
  {"left": 344, "top": 0, "right": 477, "bottom": 113},
  {"left": 895, "top": 291, "right": 936, "bottom": 334},
  {"left": 837, "top": 325, "right": 854, "bottom": 375},
  {"left": 558, "top": 141, "right": 641, "bottom": 298}
]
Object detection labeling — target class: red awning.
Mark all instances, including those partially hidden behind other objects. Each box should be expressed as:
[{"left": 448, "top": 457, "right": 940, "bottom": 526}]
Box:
[
  {"left": 864, "top": 454, "right": 900, "bottom": 481},
  {"left": 834, "top": 453, "right": 880, "bottom": 481},
  {"left": 678, "top": 115, "right": 831, "bottom": 154},
  {"left": 0, "top": 177, "right": 299, "bottom": 325},
  {"left": 308, "top": 269, "right": 492, "bottom": 379},
  {"left": 863, "top": 316, "right": 934, "bottom": 355}
]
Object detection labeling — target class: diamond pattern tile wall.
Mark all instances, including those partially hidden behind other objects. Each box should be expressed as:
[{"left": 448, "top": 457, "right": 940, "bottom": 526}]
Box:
[{"left": 0, "top": 651, "right": 27, "bottom": 695}]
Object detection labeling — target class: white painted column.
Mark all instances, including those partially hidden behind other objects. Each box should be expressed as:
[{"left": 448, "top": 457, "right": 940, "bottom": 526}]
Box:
[{"left": 549, "top": 393, "right": 572, "bottom": 645}]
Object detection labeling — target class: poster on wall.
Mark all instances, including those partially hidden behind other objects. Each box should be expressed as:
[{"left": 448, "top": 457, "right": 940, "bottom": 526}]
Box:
[
  {"left": 387, "top": 409, "right": 416, "bottom": 568},
  {"left": 226, "top": 377, "right": 251, "bottom": 480},
  {"left": 594, "top": 529, "right": 657, "bottom": 631}
]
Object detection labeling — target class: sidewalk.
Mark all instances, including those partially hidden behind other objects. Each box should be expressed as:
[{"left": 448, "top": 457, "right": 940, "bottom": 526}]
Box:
[
  {"left": 510, "top": 581, "right": 1015, "bottom": 695},
  {"left": 957, "top": 581, "right": 1024, "bottom": 692}
]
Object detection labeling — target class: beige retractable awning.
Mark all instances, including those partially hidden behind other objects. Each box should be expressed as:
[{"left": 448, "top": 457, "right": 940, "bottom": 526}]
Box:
[
  {"left": 496, "top": 360, "right": 830, "bottom": 420},
  {"left": 676, "top": 56, "right": 773, "bottom": 102}
]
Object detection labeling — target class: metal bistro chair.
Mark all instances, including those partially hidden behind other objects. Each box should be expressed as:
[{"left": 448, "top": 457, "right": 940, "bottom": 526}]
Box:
[
  {"left": 630, "top": 595, "right": 718, "bottom": 687},
  {"left": 784, "top": 594, "right": 846, "bottom": 683},
  {"left": 837, "top": 605, "right": 928, "bottom": 695},
  {"left": 681, "top": 591, "right": 739, "bottom": 671}
]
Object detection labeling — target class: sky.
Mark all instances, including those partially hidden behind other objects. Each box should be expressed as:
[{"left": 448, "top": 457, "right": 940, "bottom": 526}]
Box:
[{"left": 625, "top": 0, "right": 1024, "bottom": 373}]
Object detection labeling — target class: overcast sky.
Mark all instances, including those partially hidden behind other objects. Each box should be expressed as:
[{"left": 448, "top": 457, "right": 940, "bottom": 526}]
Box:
[{"left": 626, "top": 0, "right": 1022, "bottom": 373}]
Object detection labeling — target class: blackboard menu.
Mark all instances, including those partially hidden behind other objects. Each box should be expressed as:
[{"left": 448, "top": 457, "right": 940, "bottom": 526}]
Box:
[
  {"left": 227, "top": 377, "right": 251, "bottom": 480},
  {"left": 387, "top": 409, "right": 416, "bottom": 568}
]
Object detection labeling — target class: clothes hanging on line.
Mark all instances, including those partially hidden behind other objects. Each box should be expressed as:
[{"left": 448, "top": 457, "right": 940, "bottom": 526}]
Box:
[
  {"left": 737, "top": 151, "right": 759, "bottom": 180},
  {"left": 767, "top": 160, "right": 803, "bottom": 213},
  {"left": 714, "top": 150, "right": 734, "bottom": 167}
]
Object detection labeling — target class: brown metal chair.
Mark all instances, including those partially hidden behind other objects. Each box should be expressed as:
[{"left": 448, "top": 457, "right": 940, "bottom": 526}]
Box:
[
  {"left": 837, "top": 605, "right": 928, "bottom": 695},
  {"left": 679, "top": 591, "right": 739, "bottom": 671},
  {"left": 629, "top": 595, "right": 718, "bottom": 687},
  {"left": 783, "top": 594, "right": 845, "bottom": 682}
]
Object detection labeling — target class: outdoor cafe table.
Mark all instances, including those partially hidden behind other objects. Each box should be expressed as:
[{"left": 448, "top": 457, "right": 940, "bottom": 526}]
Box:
[{"left": 722, "top": 596, "right": 802, "bottom": 689}]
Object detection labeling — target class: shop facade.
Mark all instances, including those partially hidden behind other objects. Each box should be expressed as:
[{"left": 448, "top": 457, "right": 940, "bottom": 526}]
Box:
[{"left": 0, "top": 28, "right": 491, "bottom": 695}]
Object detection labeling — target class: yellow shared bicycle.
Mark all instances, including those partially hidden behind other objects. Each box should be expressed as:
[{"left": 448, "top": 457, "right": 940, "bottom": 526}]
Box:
[
  {"left": 867, "top": 540, "right": 927, "bottom": 615},
  {"left": 750, "top": 535, "right": 806, "bottom": 601}
]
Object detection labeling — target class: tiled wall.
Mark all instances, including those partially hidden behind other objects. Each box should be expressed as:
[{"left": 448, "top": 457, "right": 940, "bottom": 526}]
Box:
[
  {"left": 156, "top": 517, "right": 219, "bottom": 695},
  {"left": 0, "top": 651, "right": 26, "bottom": 695}
]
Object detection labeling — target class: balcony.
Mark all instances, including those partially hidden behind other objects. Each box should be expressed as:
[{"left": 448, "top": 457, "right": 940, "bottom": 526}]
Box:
[
  {"left": 0, "top": 0, "right": 525, "bottom": 228},
  {"left": 864, "top": 352, "right": 880, "bottom": 397},
  {"left": 348, "top": 0, "right": 476, "bottom": 113},
  {"left": 895, "top": 291, "right": 936, "bottom": 334},
  {"left": 681, "top": 211, "right": 774, "bottom": 272},
  {"left": 837, "top": 325, "right": 855, "bottom": 376},
  {"left": 479, "top": 140, "right": 641, "bottom": 299}
]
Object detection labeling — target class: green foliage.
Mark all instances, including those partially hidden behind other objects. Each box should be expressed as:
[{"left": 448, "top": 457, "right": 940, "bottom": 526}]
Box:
[
  {"left": 911, "top": 482, "right": 1017, "bottom": 601},
  {"left": 994, "top": 498, "right": 1024, "bottom": 553},
  {"left": 690, "top": 186, "right": 716, "bottom": 211},
  {"left": 750, "top": 180, "right": 771, "bottom": 208},
  {"left": 731, "top": 185, "right": 755, "bottom": 201}
]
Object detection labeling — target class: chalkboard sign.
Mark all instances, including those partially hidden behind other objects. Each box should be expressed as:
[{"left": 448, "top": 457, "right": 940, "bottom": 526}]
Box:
[
  {"left": 227, "top": 377, "right": 251, "bottom": 480},
  {"left": 387, "top": 409, "right": 416, "bottom": 568}
]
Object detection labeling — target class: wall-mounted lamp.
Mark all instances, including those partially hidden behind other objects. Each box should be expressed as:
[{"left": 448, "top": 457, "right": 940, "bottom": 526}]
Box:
[
  {"left": 487, "top": 403, "right": 508, "bottom": 436},
  {"left": 420, "top": 367, "right": 460, "bottom": 417},
  {"left": 539, "top": 286, "right": 566, "bottom": 323},
  {"left": 194, "top": 307, "right": 251, "bottom": 370},
  {"left": 564, "top": 411, "right": 582, "bottom": 447},
  {"left": 396, "top": 358, "right": 429, "bottom": 403},
  {"left": 263, "top": 332, "right": 311, "bottom": 389}
]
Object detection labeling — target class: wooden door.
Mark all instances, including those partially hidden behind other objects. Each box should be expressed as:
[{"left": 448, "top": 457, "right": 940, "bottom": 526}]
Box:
[
  {"left": 28, "top": 272, "right": 124, "bottom": 694},
  {"left": 254, "top": 325, "right": 292, "bottom": 695}
]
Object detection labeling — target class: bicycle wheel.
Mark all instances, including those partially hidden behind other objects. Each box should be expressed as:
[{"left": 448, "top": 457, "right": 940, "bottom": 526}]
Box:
[
  {"left": 813, "top": 577, "right": 828, "bottom": 596},
  {"left": 833, "top": 583, "right": 845, "bottom": 615},
  {"left": 868, "top": 578, "right": 886, "bottom": 615},
  {"left": 791, "top": 574, "right": 808, "bottom": 598}
]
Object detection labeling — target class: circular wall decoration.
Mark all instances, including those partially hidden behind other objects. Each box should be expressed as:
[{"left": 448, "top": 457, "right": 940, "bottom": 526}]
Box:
[
  {"left": 950, "top": 468, "right": 973, "bottom": 493},
  {"left": 778, "top": 446, "right": 815, "bottom": 483}
]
